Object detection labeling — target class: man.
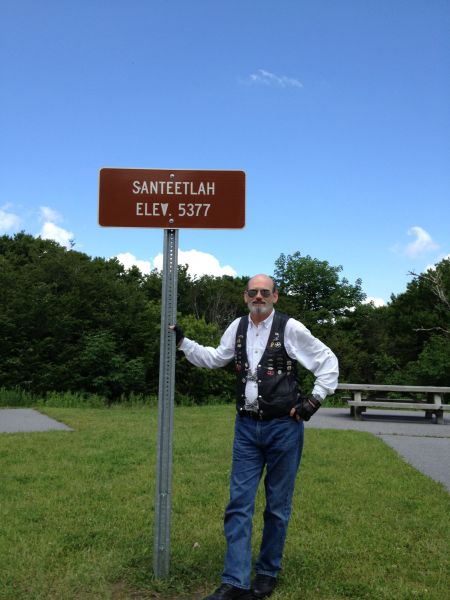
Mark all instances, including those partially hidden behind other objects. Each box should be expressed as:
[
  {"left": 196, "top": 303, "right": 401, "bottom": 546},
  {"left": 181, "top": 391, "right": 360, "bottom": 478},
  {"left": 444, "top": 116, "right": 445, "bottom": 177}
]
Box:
[{"left": 171, "top": 274, "right": 339, "bottom": 600}]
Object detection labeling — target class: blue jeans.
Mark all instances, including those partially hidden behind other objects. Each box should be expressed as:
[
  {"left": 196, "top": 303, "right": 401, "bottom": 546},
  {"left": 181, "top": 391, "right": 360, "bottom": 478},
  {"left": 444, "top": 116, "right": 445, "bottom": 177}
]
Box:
[{"left": 221, "top": 415, "right": 304, "bottom": 589}]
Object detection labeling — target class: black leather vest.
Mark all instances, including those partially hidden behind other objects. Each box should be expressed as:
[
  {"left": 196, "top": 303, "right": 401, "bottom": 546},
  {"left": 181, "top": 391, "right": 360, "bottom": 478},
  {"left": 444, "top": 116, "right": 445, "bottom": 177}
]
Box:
[{"left": 235, "top": 312, "right": 300, "bottom": 418}]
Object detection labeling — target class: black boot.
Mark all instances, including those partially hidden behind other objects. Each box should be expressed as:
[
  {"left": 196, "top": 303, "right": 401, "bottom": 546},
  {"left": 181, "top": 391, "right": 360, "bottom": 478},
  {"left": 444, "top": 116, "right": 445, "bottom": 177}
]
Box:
[
  {"left": 251, "top": 575, "right": 277, "bottom": 598},
  {"left": 203, "top": 583, "right": 252, "bottom": 600}
]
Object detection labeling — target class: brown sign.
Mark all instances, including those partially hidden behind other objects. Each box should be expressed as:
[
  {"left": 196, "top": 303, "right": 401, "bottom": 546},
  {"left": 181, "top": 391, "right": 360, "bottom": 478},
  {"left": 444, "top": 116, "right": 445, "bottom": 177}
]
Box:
[{"left": 99, "top": 168, "right": 245, "bottom": 229}]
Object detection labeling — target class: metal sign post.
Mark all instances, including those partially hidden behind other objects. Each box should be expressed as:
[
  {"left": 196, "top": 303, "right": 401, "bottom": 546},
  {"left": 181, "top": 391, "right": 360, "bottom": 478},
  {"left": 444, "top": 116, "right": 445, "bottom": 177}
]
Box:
[
  {"left": 99, "top": 167, "right": 245, "bottom": 579},
  {"left": 153, "top": 228, "right": 179, "bottom": 578}
]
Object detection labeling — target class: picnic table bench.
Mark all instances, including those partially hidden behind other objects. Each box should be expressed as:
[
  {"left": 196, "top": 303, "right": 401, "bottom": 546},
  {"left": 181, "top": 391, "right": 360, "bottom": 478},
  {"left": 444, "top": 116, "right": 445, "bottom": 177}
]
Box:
[{"left": 337, "top": 383, "right": 450, "bottom": 424}]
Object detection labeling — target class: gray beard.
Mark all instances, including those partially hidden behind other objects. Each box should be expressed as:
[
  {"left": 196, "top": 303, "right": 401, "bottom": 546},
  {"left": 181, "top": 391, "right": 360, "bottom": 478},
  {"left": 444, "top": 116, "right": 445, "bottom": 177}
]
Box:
[{"left": 248, "top": 302, "right": 271, "bottom": 316}]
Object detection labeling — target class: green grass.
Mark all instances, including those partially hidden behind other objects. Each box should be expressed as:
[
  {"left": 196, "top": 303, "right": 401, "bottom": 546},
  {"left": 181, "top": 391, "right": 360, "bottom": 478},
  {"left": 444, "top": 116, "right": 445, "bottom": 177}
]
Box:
[{"left": 1, "top": 405, "right": 449, "bottom": 600}]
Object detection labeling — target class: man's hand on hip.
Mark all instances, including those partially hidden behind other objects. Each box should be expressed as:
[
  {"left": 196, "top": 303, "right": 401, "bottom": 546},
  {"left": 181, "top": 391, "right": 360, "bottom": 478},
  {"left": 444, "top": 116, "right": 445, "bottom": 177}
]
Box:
[{"left": 290, "top": 395, "right": 321, "bottom": 421}]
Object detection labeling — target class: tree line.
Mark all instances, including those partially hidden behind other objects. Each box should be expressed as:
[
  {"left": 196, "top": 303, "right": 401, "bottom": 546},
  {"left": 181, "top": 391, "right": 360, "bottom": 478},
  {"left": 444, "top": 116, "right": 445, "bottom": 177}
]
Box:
[{"left": 1, "top": 232, "right": 449, "bottom": 404}]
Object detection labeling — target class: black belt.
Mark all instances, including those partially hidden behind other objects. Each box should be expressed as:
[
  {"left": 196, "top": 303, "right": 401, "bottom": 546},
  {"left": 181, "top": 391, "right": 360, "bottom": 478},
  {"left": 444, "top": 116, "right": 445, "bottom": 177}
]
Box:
[{"left": 238, "top": 409, "right": 283, "bottom": 421}]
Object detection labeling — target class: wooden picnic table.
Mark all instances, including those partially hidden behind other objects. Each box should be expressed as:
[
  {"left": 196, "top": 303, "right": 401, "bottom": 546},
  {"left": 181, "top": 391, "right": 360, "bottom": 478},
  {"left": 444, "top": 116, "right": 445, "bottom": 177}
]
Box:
[{"left": 336, "top": 383, "right": 450, "bottom": 424}]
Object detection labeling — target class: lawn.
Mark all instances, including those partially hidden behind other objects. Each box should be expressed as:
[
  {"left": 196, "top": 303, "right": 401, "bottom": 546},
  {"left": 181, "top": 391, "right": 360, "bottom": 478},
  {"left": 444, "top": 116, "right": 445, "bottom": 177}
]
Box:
[{"left": 0, "top": 405, "right": 449, "bottom": 600}]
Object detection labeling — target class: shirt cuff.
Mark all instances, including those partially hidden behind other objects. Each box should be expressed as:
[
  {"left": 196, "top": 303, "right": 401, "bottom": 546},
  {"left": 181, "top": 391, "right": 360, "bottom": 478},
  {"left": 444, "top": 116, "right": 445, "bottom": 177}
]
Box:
[
  {"left": 179, "top": 337, "right": 191, "bottom": 352},
  {"left": 312, "top": 386, "right": 327, "bottom": 401}
]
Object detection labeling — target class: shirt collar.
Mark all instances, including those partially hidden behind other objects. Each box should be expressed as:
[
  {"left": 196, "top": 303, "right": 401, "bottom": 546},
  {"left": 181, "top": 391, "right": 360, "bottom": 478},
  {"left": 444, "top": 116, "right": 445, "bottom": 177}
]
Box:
[{"left": 249, "top": 309, "right": 275, "bottom": 329}]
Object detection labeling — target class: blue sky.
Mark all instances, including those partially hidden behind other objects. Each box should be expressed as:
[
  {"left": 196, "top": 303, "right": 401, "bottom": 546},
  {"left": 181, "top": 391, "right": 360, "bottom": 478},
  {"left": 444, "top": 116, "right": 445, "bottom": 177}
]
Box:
[{"left": 1, "top": 0, "right": 449, "bottom": 305}]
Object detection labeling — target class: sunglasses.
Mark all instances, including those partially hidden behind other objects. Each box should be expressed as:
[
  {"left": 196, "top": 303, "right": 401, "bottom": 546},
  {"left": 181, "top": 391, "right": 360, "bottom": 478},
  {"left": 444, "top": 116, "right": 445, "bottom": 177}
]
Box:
[{"left": 246, "top": 288, "right": 273, "bottom": 298}]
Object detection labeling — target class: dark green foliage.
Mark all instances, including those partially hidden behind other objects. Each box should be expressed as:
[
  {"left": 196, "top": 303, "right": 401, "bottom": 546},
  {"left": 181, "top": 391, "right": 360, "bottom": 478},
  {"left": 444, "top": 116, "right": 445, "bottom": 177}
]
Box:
[
  {"left": 405, "top": 335, "right": 450, "bottom": 385},
  {"left": 274, "top": 251, "right": 366, "bottom": 329},
  {"left": 333, "top": 257, "right": 450, "bottom": 386},
  {"left": 177, "top": 270, "right": 248, "bottom": 330},
  {"left": 1, "top": 233, "right": 449, "bottom": 402},
  {"left": 174, "top": 315, "right": 235, "bottom": 404},
  {"left": 0, "top": 233, "right": 155, "bottom": 400}
]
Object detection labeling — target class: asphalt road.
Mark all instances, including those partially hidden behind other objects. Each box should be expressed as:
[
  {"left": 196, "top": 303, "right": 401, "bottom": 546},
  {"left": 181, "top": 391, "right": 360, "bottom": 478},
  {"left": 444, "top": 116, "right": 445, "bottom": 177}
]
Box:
[
  {"left": 1, "top": 407, "right": 449, "bottom": 493},
  {"left": 0, "top": 408, "right": 73, "bottom": 433}
]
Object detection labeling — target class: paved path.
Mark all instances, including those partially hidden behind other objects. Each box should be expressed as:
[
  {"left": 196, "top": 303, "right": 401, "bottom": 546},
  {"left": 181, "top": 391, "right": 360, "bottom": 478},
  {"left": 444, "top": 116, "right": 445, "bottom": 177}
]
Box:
[
  {"left": 307, "top": 408, "right": 450, "bottom": 493},
  {"left": 0, "top": 408, "right": 73, "bottom": 433},
  {"left": 1, "top": 407, "right": 449, "bottom": 492}
]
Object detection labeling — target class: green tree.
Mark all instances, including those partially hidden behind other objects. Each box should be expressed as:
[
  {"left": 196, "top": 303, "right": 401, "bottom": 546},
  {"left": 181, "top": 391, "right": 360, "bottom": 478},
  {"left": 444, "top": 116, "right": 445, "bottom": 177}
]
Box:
[
  {"left": 274, "top": 251, "right": 365, "bottom": 330},
  {"left": 333, "top": 257, "right": 450, "bottom": 387},
  {"left": 384, "top": 258, "right": 450, "bottom": 385},
  {"left": 74, "top": 331, "right": 147, "bottom": 400},
  {"left": 0, "top": 233, "right": 160, "bottom": 397},
  {"left": 331, "top": 303, "right": 394, "bottom": 384},
  {"left": 405, "top": 335, "right": 450, "bottom": 386},
  {"left": 179, "top": 273, "right": 248, "bottom": 329},
  {"left": 174, "top": 314, "right": 235, "bottom": 404}
]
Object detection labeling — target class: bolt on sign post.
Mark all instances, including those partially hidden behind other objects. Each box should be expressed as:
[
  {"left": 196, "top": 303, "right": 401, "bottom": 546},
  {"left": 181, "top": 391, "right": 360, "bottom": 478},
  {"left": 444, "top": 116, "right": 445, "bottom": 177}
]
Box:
[{"left": 99, "top": 168, "right": 245, "bottom": 578}]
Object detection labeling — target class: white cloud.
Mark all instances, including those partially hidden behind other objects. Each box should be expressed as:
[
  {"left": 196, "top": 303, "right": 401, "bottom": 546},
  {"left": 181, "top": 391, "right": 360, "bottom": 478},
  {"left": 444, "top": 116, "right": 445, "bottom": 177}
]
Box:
[
  {"left": 115, "top": 249, "right": 236, "bottom": 278},
  {"left": 39, "top": 222, "right": 74, "bottom": 249},
  {"left": 115, "top": 252, "right": 152, "bottom": 275},
  {"left": 154, "top": 249, "right": 237, "bottom": 278},
  {"left": 0, "top": 206, "right": 21, "bottom": 232},
  {"left": 405, "top": 226, "right": 438, "bottom": 257},
  {"left": 247, "top": 69, "right": 303, "bottom": 88},
  {"left": 40, "top": 206, "right": 62, "bottom": 223},
  {"left": 36, "top": 205, "right": 74, "bottom": 249},
  {"left": 364, "top": 296, "right": 386, "bottom": 307}
]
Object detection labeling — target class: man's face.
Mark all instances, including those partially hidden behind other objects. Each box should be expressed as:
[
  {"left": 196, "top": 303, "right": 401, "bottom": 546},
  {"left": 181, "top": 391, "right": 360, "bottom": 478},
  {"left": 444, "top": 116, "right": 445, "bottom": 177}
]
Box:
[{"left": 244, "top": 275, "right": 278, "bottom": 319}]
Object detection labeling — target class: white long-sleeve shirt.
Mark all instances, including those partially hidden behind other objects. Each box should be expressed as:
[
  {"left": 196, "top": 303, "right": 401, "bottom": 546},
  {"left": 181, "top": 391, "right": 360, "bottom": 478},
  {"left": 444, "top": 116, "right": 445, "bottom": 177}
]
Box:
[{"left": 179, "top": 310, "right": 339, "bottom": 403}]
